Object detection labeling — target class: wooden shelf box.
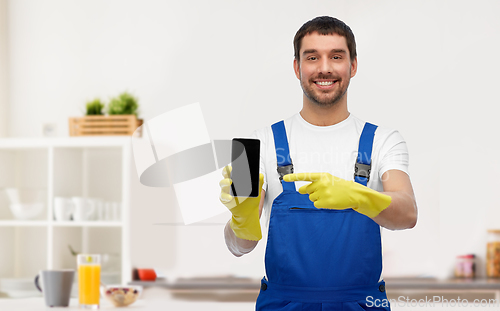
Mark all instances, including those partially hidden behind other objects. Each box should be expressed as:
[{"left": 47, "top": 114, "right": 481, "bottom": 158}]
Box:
[{"left": 69, "top": 115, "right": 143, "bottom": 137}]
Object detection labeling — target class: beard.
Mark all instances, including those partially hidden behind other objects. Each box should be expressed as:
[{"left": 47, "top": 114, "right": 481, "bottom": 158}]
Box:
[{"left": 299, "top": 73, "right": 350, "bottom": 108}]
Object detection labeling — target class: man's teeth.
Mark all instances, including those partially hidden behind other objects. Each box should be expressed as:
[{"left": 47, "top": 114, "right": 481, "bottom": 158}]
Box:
[{"left": 316, "top": 81, "right": 335, "bottom": 86}]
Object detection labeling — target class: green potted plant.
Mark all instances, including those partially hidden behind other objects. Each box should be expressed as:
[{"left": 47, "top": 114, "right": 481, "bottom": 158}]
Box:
[
  {"left": 85, "top": 98, "right": 105, "bottom": 115},
  {"left": 107, "top": 92, "right": 140, "bottom": 116}
]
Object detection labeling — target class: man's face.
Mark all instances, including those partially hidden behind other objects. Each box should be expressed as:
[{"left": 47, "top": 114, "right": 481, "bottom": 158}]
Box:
[{"left": 294, "top": 32, "right": 357, "bottom": 108}]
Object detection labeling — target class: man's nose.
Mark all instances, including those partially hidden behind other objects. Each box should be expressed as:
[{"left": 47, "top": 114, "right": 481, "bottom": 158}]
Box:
[{"left": 318, "top": 58, "right": 333, "bottom": 74}]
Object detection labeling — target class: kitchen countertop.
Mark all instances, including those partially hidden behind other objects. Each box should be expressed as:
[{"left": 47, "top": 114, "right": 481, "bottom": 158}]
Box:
[
  {"left": 130, "top": 277, "right": 500, "bottom": 290},
  {"left": 0, "top": 297, "right": 255, "bottom": 310},
  {"left": 0, "top": 287, "right": 256, "bottom": 311},
  {"left": 384, "top": 277, "right": 500, "bottom": 290},
  {"left": 1, "top": 292, "right": 498, "bottom": 310},
  {"left": 3, "top": 279, "right": 500, "bottom": 310}
]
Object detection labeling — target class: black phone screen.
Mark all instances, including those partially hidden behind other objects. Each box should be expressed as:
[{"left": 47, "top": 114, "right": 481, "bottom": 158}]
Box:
[{"left": 230, "top": 138, "right": 260, "bottom": 198}]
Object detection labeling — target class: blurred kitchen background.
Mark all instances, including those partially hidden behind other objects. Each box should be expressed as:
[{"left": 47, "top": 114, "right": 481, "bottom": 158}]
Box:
[{"left": 1, "top": 0, "right": 500, "bottom": 302}]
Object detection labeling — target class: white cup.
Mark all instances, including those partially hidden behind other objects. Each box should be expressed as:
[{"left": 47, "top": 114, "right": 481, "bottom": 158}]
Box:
[
  {"left": 103, "top": 202, "right": 121, "bottom": 222},
  {"left": 103, "top": 202, "right": 112, "bottom": 221},
  {"left": 53, "top": 197, "right": 74, "bottom": 221},
  {"left": 92, "top": 199, "right": 104, "bottom": 221},
  {"left": 71, "top": 197, "right": 96, "bottom": 222},
  {"left": 111, "top": 202, "right": 121, "bottom": 222}
]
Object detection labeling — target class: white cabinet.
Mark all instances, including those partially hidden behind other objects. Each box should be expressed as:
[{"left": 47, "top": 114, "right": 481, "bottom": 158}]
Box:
[{"left": 0, "top": 137, "right": 132, "bottom": 285}]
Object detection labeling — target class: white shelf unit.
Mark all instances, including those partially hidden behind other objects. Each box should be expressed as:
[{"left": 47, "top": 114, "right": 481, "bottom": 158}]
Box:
[{"left": 0, "top": 137, "right": 132, "bottom": 285}]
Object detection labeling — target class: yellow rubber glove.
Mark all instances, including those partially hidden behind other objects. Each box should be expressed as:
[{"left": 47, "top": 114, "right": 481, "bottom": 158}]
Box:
[
  {"left": 219, "top": 166, "right": 264, "bottom": 241},
  {"left": 283, "top": 172, "right": 391, "bottom": 218}
]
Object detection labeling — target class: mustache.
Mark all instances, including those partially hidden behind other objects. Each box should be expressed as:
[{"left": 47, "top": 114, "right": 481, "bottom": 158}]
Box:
[{"left": 311, "top": 75, "right": 341, "bottom": 81}]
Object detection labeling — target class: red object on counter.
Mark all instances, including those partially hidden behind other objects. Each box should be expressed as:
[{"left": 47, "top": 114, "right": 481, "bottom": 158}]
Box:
[
  {"left": 455, "top": 254, "right": 475, "bottom": 278},
  {"left": 137, "top": 269, "right": 157, "bottom": 281}
]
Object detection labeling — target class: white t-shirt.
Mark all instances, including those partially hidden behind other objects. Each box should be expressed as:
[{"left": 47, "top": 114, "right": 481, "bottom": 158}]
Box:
[{"left": 250, "top": 112, "right": 410, "bottom": 230}]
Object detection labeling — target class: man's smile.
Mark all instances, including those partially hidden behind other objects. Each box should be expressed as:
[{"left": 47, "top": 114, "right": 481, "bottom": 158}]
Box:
[{"left": 313, "top": 79, "right": 338, "bottom": 90}]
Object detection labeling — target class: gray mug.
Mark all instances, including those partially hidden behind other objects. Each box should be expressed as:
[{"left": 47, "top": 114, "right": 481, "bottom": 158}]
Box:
[{"left": 34, "top": 270, "right": 75, "bottom": 307}]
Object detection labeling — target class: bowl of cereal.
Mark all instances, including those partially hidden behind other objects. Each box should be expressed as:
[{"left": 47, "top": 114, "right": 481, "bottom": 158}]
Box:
[{"left": 101, "top": 285, "right": 142, "bottom": 307}]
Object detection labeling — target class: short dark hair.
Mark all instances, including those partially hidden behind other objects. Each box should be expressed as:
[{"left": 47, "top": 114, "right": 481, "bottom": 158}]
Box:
[{"left": 293, "top": 16, "right": 357, "bottom": 62}]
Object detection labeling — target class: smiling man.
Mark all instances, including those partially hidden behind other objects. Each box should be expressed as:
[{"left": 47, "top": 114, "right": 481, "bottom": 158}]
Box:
[
  {"left": 296, "top": 33, "right": 353, "bottom": 110},
  {"left": 220, "top": 16, "right": 417, "bottom": 311}
]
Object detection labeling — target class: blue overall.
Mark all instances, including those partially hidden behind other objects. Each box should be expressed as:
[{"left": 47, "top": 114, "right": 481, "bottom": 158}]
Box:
[{"left": 255, "top": 121, "right": 391, "bottom": 311}]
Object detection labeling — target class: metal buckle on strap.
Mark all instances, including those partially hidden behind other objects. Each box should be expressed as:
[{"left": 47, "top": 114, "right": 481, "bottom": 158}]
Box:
[
  {"left": 277, "top": 164, "right": 294, "bottom": 182},
  {"left": 354, "top": 162, "right": 371, "bottom": 182}
]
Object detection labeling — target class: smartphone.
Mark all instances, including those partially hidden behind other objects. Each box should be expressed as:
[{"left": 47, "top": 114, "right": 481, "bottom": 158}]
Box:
[{"left": 230, "top": 138, "right": 260, "bottom": 198}]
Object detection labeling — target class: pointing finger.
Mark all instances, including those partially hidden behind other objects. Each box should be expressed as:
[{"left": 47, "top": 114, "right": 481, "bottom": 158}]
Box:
[{"left": 283, "top": 173, "right": 324, "bottom": 182}]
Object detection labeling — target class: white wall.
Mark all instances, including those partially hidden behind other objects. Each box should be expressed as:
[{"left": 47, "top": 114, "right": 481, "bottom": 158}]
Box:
[
  {"left": 6, "top": 0, "right": 500, "bottom": 280},
  {"left": 0, "top": 0, "right": 8, "bottom": 137}
]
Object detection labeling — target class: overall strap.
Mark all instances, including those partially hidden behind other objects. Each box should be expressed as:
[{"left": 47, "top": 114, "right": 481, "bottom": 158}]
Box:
[
  {"left": 271, "top": 121, "right": 295, "bottom": 192},
  {"left": 354, "top": 122, "right": 378, "bottom": 187}
]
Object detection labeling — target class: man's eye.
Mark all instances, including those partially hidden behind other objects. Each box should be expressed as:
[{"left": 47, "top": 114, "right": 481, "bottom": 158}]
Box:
[
  {"left": 332, "top": 56, "right": 341, "bottom": 60},
  {"left": 308, "top": 57, "right": 317, "bottom": 61}
]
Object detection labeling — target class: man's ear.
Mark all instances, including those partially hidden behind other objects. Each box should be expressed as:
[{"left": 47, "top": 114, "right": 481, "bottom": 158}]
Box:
[
  {"left": 350, "top": 57, "right": 358, "bottom": 78},
  {"left": 293, "top": 58, "right": 301, "bottom": 80}
]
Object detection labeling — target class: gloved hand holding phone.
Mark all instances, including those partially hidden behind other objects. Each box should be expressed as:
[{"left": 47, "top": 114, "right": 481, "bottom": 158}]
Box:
[
  {"left": 284, "top": 172, "right": 391, "bottom": 218},
  {"left": 220, "top": 166, "right": 264, "bottom": 241}
]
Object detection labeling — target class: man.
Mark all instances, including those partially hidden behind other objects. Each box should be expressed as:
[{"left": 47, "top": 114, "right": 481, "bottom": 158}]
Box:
[{"left": 220, "top": 16, "right": 417, "bottom": 311}]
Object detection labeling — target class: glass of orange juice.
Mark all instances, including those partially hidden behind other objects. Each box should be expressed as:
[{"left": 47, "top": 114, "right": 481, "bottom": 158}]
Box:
[{"left": 77, "top": 254, "right": 101, "bottom": 309}]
